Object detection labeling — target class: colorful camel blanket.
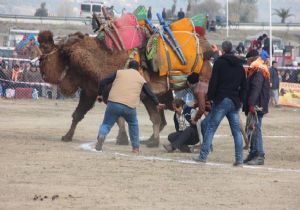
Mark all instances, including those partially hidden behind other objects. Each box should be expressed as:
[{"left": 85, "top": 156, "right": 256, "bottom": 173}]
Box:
[
  {"left": 147, "top": 18, "right": 203, "bottom": 75},
  {"left": 105, "top": 13, "right": 145, "bottom": 51}
]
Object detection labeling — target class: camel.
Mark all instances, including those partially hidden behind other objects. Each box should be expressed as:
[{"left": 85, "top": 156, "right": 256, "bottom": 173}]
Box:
[{"left": 37, "top": 30, "right": 212, "bottom": 147}]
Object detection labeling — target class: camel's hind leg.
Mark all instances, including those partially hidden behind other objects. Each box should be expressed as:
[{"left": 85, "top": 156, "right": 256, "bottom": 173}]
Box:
[
  {"left": 62, "top": 90, "right": 96, "bottom": 142},
  {"left": 116, "top": 117, "right": 129, "bottom": 145}
]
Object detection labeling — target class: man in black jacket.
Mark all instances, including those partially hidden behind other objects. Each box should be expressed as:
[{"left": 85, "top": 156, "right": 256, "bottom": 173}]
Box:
[
  {"left": 193, "top": 41, "right": 247, "bottom": 166},
  {"left": 243, "top": 50, "right": 270, "bottom": 165}
]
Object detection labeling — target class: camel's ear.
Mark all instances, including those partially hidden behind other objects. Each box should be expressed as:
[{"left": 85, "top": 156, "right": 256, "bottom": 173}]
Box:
[{"left": 38, "top": 31, "right": 54, "bottom": 45}]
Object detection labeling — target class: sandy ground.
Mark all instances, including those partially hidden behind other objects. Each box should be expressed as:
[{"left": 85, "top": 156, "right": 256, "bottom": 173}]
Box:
[{"left": 0, "top": 99, "right": 299, "bottom": 210}]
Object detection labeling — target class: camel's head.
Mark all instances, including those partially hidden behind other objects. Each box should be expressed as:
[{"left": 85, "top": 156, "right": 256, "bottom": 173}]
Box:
[{"left": 38, "top": 31, "right": 67, "bottom": 84}]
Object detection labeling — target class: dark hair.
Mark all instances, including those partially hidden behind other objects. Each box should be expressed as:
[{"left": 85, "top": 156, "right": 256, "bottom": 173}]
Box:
[
  {"left": 128, "top": 60, "right": 139, "bottom": 70},
  {"left": 272, "top": 61, "right": 277, "bottom": 65},
  {"left": 172, "top": 98, "right": 185, "bottom": 108},
  {"left": 187, "top": 72, "right": 199, "bottom": 85},
  {"left": 221, "top": 41, "right": 232, "bottom": 54}
]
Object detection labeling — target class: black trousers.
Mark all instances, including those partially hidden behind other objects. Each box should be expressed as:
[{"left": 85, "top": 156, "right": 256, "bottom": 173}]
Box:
[{"left": 168, "top": 126, "right": 199, "bottom": 149}]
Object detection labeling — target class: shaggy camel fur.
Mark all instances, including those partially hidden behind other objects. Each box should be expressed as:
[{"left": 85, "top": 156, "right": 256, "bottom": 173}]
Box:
[{"left": 38, "top": 30, "right": 212, "bottom": 147}]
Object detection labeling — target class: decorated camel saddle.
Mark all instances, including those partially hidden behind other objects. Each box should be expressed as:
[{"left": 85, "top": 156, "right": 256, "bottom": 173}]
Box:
[
  {"left": 93, "top": 6, "right": 211, "bottom": 90},
  {"left": 144, "top": 13, "right": 210, "bottom": 89},
  {"left": 93, "top": 7, "right": 146, "bottom": 51}
]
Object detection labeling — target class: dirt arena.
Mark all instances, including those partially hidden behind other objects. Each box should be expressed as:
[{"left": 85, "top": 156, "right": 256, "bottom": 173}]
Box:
[{"left": 0, "top": 99, "right": 299, "bottom": 210}]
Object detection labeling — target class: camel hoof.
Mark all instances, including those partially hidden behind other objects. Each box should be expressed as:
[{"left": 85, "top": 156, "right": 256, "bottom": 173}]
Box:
[
  {"left": 116, "top": 132, "right": 129, "bottom": 145},
  {"left": 146, "top": 141, "right": 159, "bottom": 148},
  {"left": 61, "top": 135, "right": 72, "bottom": 142}
]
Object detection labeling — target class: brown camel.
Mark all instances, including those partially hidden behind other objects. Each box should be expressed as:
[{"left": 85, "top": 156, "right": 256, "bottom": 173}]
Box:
[{"left": 37, "top": 30, "right": 212, "bottom": 147}]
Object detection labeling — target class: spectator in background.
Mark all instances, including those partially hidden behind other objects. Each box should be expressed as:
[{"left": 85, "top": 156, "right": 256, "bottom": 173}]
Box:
[
  {"left": 269, "top": 61, "right": 280, "bottom": 107},
  {"left": 12, "top": 64, "right": 23, "bottom": 82},
  {"left": 162, "top": 8, "right": 167, "bottom": 19},
  {"left": 236, "top": 42, "right": 245, "bottom": 55},
  {"left": 0, "top": 58, "right": 6, "bottom": 70},
  {"left": 209, "top": 20, "right": 216, "bottom": 32},
  {"left": 278, "top": 70, "right": 284, "bottom": 81},
  {"left": 147, "top": 6, "right": 152, "bottom": 20},
  {"left": 282, "top": 70, "right": 292, "bottom": 82},
  {"left": 177, "top": 8, "right": 185, "bottom": 20},
  {"left": 206, "top": 15, "right": 209, "bottom": 31},
  {"left": 296, "top": 71, "right": 300, "bottom": 83},
  {"left": 122, "top": 8, "right": 126, "bottom": 15}
]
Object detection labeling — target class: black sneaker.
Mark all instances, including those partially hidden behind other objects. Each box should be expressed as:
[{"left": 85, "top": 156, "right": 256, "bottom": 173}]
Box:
[
  {"left": 95, "top": 135, "right": 105, "bottom": 151},
  {"left": 247, "top": 156, "right": 264, "bottom": 165},
  {"left": 233, "top": 162, "right": 243, "bottom": 167},
  {"left": 179, "top": 145, "right": 192, "bottom": 153},
  {"left": 243, "top": 153, "right": 257, "bottom": 163}
]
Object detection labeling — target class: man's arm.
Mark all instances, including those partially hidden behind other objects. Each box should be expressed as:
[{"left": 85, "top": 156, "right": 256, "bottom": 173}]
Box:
[
  {"left": 142, "top": 83, "right": 159, "bottom": 105},
  {"left": 193, "top": 91, "right": 206, "bottom": 122},
  {"left": 98, "top": 73, "right": 116, "bottom": 96}
]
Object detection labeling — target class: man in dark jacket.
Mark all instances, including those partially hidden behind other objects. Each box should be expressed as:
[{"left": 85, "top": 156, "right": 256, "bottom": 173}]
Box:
[
  {"left": 193, "top": 41, "right": 247, "bottom": 166},
  {"left": 177, "top": 8, "right": 185, "bottom": 19},
  {"left": 243, "top": 50, "right": 270, "bottom": 165},
  {"left": 269, "top": 61, "right": 280, "bottom": 107}
]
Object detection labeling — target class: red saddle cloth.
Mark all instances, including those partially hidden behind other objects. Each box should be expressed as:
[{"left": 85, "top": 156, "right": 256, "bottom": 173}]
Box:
[{"left": 105, "top": 13, "right": 145, "bottom": 51}]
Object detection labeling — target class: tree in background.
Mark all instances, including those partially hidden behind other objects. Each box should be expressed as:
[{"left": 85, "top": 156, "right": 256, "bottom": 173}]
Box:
[
  {"left": 273, "top": 8, "right": 295, "bottom": 23},
  {"left": 34, "top": 2, "right": 48, "bottom": 17},
  {"left": 166, "top": 0, "right": 177, "bottom": 19},
  {"left": 187, "top": 0, "right": 222, "bottom": 18},
  {"left": 229, "top": 0, "right": 258, "bottom": 23}
]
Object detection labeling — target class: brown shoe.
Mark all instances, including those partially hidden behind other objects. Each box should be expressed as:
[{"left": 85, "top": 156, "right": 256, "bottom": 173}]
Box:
[
  {"left": 163, "top": 144, "right": 175, "bottom": 153},
  {"left": 132, "top": 148, "right": 140, "bottom": 154}
]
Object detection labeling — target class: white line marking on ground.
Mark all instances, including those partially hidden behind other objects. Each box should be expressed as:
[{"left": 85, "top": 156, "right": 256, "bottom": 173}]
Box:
[{"left": 80, "top": 141, "right": 300, "bottom": 174}]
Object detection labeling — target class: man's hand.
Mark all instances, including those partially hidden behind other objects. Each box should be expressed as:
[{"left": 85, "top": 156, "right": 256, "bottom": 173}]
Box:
[
  {"left": 205, "top": 101, "right": 212, "bottom": 112},
  {"left": 96, "top": 95, "right": 103, "bottom": 103},
  {"left": 156, "top": 103, "right": 166, "bottom": 111}
]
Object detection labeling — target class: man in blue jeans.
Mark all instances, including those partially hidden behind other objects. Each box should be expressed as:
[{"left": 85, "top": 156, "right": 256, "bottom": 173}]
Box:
[
  {"left": 96, "top": 60, "right": 164, "bottom": 153},
  {"left": 243, "top": 50, "right": 270, "bottom": 165},
  {"left": 193, "top": 41, "right": 247, "bottom": 166}
]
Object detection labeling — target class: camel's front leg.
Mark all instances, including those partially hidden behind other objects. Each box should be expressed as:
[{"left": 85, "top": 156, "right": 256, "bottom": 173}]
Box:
[
  {"left": 62, "top": 90, "right": 96, "bottom": 141},
  {"left": 141, "top": 98, "right": 163, "bottom": 147}
]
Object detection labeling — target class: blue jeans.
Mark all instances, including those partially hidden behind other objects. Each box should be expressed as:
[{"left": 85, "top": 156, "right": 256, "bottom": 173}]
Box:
[
  {"left": 249, "top": 113, "right": 265, "bottom": 157},
  {"left": 98, "top": 101, "right": 139, "bottom": 148},
  {"left": 199, "top": 98, "right": 243, "bottom": 163}
]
